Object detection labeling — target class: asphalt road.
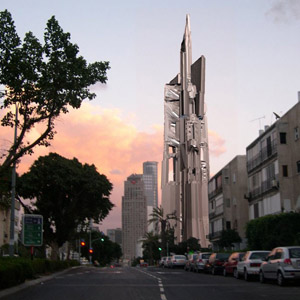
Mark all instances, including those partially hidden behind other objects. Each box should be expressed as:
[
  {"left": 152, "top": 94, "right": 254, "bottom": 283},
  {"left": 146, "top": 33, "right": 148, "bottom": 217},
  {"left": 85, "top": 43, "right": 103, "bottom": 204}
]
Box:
[{"left": 1, "top": 266, "right": 300, "bottom": 300}]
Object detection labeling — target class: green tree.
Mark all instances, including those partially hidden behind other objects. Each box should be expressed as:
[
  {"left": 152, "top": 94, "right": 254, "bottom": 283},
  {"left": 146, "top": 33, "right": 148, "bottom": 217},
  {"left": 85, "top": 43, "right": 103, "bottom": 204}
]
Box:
[
  {"left": 217, "top": 229, "right": 242, "bottom": 249},
  {"left": 141, "top": 231, "right": 161, "bottom": 265},
  {"left": 18, "top": 153, "right": 113, "bottom": 259},
  {"left": 0, "top": 10, "right": 110, "bottom": 174},
  {"left": 148, "top": 206, "right": 178, "bottom": 256}
]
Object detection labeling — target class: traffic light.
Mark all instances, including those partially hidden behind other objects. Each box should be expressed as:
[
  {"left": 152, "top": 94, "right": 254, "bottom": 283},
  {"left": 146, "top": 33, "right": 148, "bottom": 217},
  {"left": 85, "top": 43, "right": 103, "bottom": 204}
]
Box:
[
  {"left": 158, "top": 247, "right": 162, "bottom": 251},
  {"left": 89, "top": 248, "right": 93, "bottom": 254},
  {"left": 101, "top": 238, "right": 104, "bottom": 242},
  {"left": 80, "top": 239, "right": 86, "bottom": 247}
]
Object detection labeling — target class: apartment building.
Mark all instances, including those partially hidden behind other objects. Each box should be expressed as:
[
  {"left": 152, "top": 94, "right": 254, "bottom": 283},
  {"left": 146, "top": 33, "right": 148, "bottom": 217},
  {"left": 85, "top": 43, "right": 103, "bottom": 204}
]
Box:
[
  {"left": 208, "top": 155, "right": 248, "bottom": 249},
  {"left": 246, "top": 97, "right": 300, "bottom": 219}
]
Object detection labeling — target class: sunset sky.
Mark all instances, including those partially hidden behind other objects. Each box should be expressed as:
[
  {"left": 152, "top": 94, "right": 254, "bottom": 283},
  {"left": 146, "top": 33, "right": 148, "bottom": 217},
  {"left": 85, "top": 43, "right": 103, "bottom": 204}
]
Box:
[{"left": 1, "top": 0, "right": 300, "bottom": 232}]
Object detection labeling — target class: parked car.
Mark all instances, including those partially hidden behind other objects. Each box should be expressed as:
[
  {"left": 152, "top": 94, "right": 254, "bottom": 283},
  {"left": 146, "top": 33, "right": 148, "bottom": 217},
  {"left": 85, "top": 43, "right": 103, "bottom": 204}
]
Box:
[
  {"left": 235, "top": 250, "right": 269, "bottom": 281},
  {"left": 259, "top": 246, "right": 300, "bottom": 286},
  {"left": 194, "top": 252, "right": 211, "bottom": 273},
  {"left": 169, "top": 255, "right": 187, "bottom": 268},
  {"left": 184, "top": 253, "right": 198, "bottom": 271},
  {"left": 223, "top": 252, "right": 245, "bottom": 276},
  {"left": 164, "top": 256, "right": 172, "bottom": 268},
  {"left": 207, "top": 253, "right": 231, "bottom": 275},
  {"left": 159, "top": 256, "right": 169, "bottom": 267}
]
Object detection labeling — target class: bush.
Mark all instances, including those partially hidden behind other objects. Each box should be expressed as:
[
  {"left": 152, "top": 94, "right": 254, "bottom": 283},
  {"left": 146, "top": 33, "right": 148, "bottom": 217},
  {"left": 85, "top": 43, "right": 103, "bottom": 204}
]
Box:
[
  {"left": 246, "top": 212, "right": 300, "bottom": 250},
  {"left": 0, "top": 258, "right": 79, "bottom": 290}
]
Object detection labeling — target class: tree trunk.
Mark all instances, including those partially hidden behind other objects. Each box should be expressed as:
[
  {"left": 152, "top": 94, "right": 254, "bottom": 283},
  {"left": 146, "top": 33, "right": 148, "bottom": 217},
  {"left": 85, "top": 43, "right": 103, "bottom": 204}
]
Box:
[{"left": 50, "top": 241, "right": 60, "bottom": 260}]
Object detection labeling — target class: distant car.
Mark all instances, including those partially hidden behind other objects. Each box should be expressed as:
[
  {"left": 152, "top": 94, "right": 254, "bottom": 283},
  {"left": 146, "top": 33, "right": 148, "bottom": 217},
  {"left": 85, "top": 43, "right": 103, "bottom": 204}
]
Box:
[
  {"left": 184, "top": 253, "right": 198, "bottom": 272},
  {"left": 194, "top": 252, "right": 211, "bottom": 273},
  {"left": 159, "top": 256, "right": 168, "bottom": 267},
  {"left": 223, "top": 252, "right": 245, "bottom": 276},
  {"left": 259, "top": 246, "right": 300, "bottom": 286},
  {"left": 207, "top": 253, "right": 231, "bottom": 275},
  {"left": 235, "top": 250, "right": 269, "bottom": 281},
  {"left": 164, "top": 256, "right": 172, "bottom": 268},
  {"left": 170, "top": 255, "right": 187, "bottom": 268},
  {"left": 140, "top": 262, "right": 148, "bottom": 267}
]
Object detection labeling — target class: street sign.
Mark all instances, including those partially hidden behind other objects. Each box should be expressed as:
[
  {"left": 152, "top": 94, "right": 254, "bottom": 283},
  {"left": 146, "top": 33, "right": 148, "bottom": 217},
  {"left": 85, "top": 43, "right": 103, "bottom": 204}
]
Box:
[{"left": 22, "top": 214, "right": 43, "bottom": 246}]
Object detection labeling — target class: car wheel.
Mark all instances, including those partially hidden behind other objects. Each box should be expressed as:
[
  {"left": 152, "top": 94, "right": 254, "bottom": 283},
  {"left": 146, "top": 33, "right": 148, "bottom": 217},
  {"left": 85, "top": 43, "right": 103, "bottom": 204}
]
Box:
[
  {"left": 259, "top": 271, "right": 265, "bottom": 283},
  {"left": 223, "top": 268, "right": 227, "bottom": 277},
  {"left": 234, "top": 268, "right": 239, "bottom": 279},
  {"left": 277, "top": 271, "right": 285, "bottom": 286},
  {"left": 244, "top": 269, "right": 249, "bottom": 281}
]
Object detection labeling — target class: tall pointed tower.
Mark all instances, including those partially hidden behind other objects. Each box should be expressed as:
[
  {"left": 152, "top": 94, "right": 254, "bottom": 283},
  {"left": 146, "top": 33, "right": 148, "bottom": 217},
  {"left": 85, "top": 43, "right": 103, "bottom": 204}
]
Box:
[{"left": 161, "top": 15, "right": 210, "bottom": 247}]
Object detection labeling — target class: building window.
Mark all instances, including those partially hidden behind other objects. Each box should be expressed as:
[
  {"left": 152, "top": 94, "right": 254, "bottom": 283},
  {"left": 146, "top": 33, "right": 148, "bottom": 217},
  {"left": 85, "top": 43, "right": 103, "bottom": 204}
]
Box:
[
  {"left": 232, "top": 173, "right": 236, "bottom": 183},
  {"left": 226, "top": 198, "right": 231, "bottom": 208},
  {"left": 279, "top": 132, "right": 287, "bottom": 144},
  {"left": 297, "top": 161, "right": 300, "bottom": 174},
  {"left": 226, "top": 221, "right": 231, "bottom": 230},
  {"left": 254, "top": 203, "right": 259, "bottom": 219},
  {"left": 295, "top": 127, "right": 299, "bottom": 141},
  {"left": 282, "top": 165, "right": 288, "bottom": 177}
]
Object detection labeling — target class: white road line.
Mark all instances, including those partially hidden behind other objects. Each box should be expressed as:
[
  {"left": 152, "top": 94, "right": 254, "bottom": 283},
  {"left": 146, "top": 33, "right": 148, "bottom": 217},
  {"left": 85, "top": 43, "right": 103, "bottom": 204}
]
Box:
[
  {"left": 160, "top": 288, "right": 164, "bottom": 293},
  {"left": 161, "top": 294, "right": 167, "bottom": 300}
]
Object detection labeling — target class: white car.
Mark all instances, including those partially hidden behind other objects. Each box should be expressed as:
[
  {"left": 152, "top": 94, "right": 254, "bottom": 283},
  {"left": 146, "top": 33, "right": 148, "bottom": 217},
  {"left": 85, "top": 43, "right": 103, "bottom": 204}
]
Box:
[
  {"left": 259, "top": 246, "right": 300, "bottom": 286},
  {"left": 169, "top": 255, "right": 187, "bottom": 268},
  {"left": 235, "top": 250, "right": 269, "bottom": 281}
]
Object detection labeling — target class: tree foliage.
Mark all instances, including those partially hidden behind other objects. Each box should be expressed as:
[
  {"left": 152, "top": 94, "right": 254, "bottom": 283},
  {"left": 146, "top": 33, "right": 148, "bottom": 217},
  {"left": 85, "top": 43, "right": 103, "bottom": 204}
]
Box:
[
  {"left": 148, "top": 206, "right": 178, "bottom": 256},
  {"left": 18, "top": 153, "right": 114, "bottom": 252},
  {"left": 217, "top": 229, "right": 242, "bottom": 249},
  {"left": 0, "top": 10, "right": 110, "bottom": 174},
  {"left": 141, "top": 231, "right": 161, "bottom": 265},
  {"left": 246, "top": 212, "right": 300, "bottom": 250}
]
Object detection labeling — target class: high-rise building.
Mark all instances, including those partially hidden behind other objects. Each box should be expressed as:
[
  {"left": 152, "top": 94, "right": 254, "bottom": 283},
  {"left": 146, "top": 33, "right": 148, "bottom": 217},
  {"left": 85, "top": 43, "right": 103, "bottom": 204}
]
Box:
[
  {"left": 122, "top": 174, "right": 147, "bottom": 262},
  {"left": 107, "top": 228, "right": 122, "bottom": 246},
  {"left": 246, "top": 95, "right": 300, "bottom": 218},
  {"left": 161, "top": 15, "right": 210, "bottom": 246},
  {"left": 143, "top": 161, "right": 158, "bottom": 232}
]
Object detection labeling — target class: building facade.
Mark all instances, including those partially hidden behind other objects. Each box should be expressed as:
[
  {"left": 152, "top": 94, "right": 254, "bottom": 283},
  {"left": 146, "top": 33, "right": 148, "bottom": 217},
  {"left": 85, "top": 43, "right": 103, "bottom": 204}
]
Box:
[
  {"left": 143, "top": 161, "right": 158, "bottom": 232},
  {"left": 107, "top": 228, "right": 122, "bottom": 246},
  {"left": 246, "top": 97, "right": 300, "bottom": 219},
  {"left": 122, "top": 174, "right": 147, "bottom": 262},
  {"left": 161, "top": 15, "right": 210, "bottom": 246},
  {"left": 208, "top": 155, "right": 248, "bottom": 249}
]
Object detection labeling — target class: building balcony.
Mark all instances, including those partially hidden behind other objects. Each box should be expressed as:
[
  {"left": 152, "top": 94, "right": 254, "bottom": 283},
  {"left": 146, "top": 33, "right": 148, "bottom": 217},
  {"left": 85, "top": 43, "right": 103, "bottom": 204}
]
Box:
[
  {"left": 208, "top": 230, "right": 222, "bottom": 240},
  {"left": 247, "top": 140, "right": 277, "bottom": 173},
  {"left": 209, "top": 205, "right": 224, "bottom": 219}
]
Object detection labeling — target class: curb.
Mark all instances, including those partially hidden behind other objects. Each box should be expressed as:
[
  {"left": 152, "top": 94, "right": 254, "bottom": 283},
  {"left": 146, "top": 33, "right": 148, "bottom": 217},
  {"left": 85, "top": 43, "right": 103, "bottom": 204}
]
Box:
[{"left": 0, "top": 266, "right": 82, "bottom": 299}]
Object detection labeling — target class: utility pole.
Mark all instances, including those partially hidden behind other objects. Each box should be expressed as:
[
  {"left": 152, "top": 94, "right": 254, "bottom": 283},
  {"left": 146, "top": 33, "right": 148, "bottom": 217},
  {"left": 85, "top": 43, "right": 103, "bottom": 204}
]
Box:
[{"left": 9, "top": 104, "right": 18, "bottom": 257}]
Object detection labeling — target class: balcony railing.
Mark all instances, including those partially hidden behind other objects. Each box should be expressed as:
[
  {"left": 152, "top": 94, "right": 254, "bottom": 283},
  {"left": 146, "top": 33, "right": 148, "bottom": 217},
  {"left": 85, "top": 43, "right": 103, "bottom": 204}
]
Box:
[
  {"left": 247, "top": 139, "right": 277, "bottom": 172},
  {"left": 248, "top": 176, "right": 279, "bottom": 201}
]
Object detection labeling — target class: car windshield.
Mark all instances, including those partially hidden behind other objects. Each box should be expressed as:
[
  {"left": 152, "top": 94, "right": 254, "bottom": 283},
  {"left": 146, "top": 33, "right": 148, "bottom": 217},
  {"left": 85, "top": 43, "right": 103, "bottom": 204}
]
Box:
[
  {"left": 202, "top": 254, "right": 211, "bottom": 259},
  {"left": 289, "top": 248, "right": 300, "bottom": 258},
  {"left": 250, "top": 252, "right": 269, "bottom": 259},
  {"left": 175, "top": 255, "right": 186, "bottom": 259}
]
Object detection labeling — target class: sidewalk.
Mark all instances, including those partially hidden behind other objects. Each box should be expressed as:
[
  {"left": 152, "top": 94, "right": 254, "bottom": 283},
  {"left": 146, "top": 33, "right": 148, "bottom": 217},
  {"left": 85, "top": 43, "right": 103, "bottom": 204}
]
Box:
[{"left": 0, "top": 266, "right": 82, "bottom": 299}]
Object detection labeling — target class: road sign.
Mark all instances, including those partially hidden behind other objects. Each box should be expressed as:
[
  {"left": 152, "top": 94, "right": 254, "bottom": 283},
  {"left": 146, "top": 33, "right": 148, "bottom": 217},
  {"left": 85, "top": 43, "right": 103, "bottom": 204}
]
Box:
[{"left": 22, "top": 214, "right": 43, "bottom": 246}]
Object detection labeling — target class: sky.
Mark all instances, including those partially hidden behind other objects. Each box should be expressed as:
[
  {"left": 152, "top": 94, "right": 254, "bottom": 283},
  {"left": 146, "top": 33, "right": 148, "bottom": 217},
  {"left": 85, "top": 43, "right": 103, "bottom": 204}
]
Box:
[{"left": 1, "top": 0, "right": 300, "bottom": 233}]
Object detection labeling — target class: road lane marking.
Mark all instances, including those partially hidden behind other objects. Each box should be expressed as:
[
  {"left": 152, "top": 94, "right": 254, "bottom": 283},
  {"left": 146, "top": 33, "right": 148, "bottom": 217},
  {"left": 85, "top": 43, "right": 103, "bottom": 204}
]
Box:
[
  {"left": 160, "top": 287, "right": 164, "bottom": 292},
  {"left": 161, "top": 294, "right": 167, "bottom": 300}
]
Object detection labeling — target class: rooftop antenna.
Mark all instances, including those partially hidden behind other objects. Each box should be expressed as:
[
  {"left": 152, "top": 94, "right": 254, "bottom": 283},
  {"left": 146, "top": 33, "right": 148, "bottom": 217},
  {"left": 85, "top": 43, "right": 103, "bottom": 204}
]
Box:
[{"left": 250, "top": 115, "right": 265, "bottom": 130}]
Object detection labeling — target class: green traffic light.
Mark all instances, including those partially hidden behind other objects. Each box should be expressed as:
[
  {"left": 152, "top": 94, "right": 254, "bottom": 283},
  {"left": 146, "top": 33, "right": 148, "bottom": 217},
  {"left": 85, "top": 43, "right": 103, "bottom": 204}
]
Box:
[
  {"left": 158, "top": 247, "right": 162, "bottom": 251},
  {"left": 101, "top": 238, "right": 104, "bottom": 242}
]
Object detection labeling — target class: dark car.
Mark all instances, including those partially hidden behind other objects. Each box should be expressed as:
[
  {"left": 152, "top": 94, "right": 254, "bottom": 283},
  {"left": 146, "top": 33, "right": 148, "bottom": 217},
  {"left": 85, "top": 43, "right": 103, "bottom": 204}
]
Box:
[
  {"left": 207, "top": 253, "right": 231, "bottom": 275},
  {"left": 223, "top": 252, "right": 245, "bottom": 276}
]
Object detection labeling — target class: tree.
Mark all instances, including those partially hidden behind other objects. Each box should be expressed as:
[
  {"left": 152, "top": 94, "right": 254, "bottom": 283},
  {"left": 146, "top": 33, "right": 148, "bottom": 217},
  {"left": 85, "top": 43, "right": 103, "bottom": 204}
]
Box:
[
  {"left": 18, "top": 153, "right": 114, "bottom": 259},
  {"left": 0, "top": 10, "right": 110, "bottom": 175},
  {"left": 217, "top": 229, "right": 242, "bottom": 249},
  {"left": 148, "top": 206, "right": 178, "bottom": 256},
  {"left": 141, "top": 231, "right": 161, "bottom": 265}
]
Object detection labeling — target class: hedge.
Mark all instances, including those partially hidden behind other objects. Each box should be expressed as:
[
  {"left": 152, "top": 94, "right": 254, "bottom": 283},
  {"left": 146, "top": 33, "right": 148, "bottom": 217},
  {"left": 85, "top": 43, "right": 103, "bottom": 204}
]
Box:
[
  {"left": 0, "top": 258, "right": 79, "bottom": 290},
  {"left": 245, "top": 212, "right": 300, "bottom": 250}
]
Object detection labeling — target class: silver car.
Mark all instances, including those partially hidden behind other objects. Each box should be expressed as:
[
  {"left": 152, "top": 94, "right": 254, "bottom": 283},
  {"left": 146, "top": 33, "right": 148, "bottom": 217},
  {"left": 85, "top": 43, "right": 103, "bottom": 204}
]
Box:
[
  {"left": 170, "top": 255, "right": 187, "bottom": 268},
  {"left": 235, "top": 250, "right": 269, "bottom": 280},
  {"left": 194, "top": 252, "right": 211, "bottom": 273},
  {"left": 259, "top": 246, "right": 300, "bottom": 286}
]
